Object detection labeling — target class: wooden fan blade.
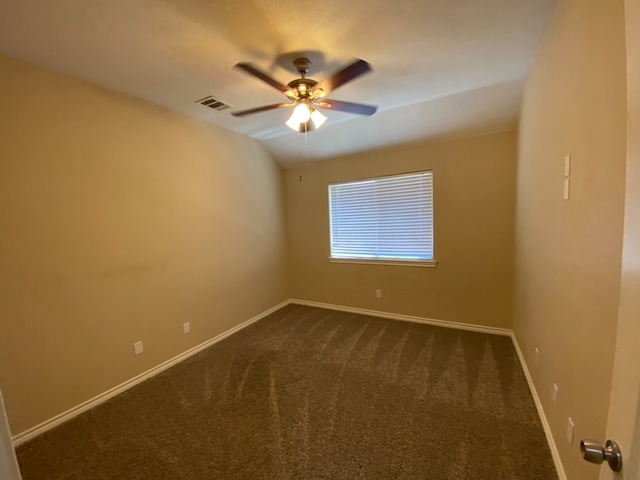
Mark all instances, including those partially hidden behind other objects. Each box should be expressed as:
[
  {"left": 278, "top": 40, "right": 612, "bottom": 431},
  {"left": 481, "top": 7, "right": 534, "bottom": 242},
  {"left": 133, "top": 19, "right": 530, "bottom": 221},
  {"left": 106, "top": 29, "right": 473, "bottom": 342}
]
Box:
[
  {"left": 231, "top": 103, "right": 292, "bottom": 117},
  {"left": 311, "top": 59, "right": 372, "bottom": 95},
  {"left": 317, "top": 99, "right": 377, "bottom": 116},
  {"left": 234, "top": 63, "right": 289, "bottom": 93}
]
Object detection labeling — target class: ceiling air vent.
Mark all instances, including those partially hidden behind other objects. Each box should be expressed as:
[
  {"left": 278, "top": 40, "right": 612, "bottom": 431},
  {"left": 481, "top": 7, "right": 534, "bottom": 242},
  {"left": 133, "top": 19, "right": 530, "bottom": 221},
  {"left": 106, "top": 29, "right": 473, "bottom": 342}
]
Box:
[{"left": 195, "top": 95, "right": 231, "bottom": 111}]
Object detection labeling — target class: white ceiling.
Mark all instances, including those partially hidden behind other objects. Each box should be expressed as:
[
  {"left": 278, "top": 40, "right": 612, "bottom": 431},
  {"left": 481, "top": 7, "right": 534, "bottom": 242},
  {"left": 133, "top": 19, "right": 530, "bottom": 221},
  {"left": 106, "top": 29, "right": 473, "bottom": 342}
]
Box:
[{"left": 0, "top": 0, "right": 556, "bottom": 165}]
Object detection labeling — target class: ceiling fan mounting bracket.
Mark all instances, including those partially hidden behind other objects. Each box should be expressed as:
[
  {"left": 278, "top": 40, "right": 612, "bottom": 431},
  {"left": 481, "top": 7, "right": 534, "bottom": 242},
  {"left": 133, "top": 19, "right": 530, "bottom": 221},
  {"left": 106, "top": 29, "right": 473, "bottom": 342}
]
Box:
[{"left": 293, "top": 57, "right": 311, "bottom": 76}]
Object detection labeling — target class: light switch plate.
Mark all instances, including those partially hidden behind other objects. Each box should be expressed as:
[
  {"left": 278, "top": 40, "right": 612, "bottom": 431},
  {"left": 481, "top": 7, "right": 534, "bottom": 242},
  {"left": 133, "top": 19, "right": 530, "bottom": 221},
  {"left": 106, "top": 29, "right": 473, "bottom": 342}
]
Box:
[
  {"left": 566, "top": 417, "right": 575, "bottom": 445},
  {"left": 134, "top": 341, "right": 144, "bottom": 356},
  {"left": 563, "top": 178, "right": 570, "bottom": 200},
  {"left": 564, "top": 155, "right": 571, "bottom": 177}
]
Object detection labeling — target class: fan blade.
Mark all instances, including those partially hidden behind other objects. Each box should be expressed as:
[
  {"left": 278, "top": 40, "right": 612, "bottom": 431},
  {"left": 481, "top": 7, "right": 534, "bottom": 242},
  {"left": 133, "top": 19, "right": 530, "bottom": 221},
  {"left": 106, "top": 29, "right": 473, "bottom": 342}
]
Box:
[
  {"left": 317, "top": 99, "right": 377, "bottom": 116},
  {"left": 311, "top": 59, "right": 372, "bottom": 95},
  {"left": 234, "top": 63, "right": 289, "bottom": 93},
  {"left": 231, "top": 103, "right": 292, "bottom": 117}
]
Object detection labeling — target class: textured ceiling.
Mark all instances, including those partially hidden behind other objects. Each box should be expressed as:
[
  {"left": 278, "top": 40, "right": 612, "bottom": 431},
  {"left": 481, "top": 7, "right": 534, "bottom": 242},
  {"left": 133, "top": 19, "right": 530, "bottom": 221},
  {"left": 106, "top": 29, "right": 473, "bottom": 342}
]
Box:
[{"left": 0, "top": 0, "right": 557, "bottom": 164}]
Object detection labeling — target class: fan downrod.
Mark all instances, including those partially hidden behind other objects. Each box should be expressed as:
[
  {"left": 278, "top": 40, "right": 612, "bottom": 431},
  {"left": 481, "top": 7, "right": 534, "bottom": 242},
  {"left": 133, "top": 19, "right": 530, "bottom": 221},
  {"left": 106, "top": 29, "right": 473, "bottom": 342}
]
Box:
[{"left": 287, "top": 58, "right": 318, "bottom": 97}]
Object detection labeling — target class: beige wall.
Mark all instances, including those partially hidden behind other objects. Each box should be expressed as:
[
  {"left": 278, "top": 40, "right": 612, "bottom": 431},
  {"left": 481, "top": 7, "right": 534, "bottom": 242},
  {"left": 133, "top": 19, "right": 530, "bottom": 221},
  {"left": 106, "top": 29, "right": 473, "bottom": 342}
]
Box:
[
  {"left": 0, "top": 55, "right": 288, "bottom": 435},
  {"left": 513, "top": 0, "right": 627, "bottom": 479},
  {"left": 284, "top": 132, "right": 517, "bottom": 328}
]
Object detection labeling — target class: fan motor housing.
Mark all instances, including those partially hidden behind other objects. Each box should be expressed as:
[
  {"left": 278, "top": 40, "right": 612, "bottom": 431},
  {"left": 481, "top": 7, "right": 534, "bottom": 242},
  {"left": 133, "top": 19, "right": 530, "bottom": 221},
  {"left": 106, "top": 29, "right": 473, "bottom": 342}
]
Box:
[{"left": 287, "top": 78, "right": 318, "bottom": 98}]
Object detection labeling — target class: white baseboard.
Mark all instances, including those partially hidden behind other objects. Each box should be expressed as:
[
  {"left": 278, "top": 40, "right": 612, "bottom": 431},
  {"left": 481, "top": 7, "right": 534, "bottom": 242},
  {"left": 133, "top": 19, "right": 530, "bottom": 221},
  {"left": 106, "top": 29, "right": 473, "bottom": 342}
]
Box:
[
  {"left": 511, "top": 333, "right": 566, "bottom": 480},
  {"left": 12, "top": 297, "right": 565, "bottom": 480},
  {"left": 290, "top": 299, "right": 512, "bottom": 336},
  {"left": 12, "top": 299, "right": 291, "bottom": 446}
]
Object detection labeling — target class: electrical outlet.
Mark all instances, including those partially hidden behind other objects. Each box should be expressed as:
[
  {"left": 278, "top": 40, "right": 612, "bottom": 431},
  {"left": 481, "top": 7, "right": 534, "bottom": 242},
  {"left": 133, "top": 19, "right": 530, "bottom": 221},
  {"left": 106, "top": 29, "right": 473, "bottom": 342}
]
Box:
[
  {"left": 134, "top": 341, "right": 144, "bottom": 356},
  {"left": 534, "top": 347, "right": 540, "bottom": 367},
  {"left": 552, "top": 383, "right": 559, "bottom": 404},
  {"left": 376, "top": 289, "right": 382, "bottom": 298},
  {"left": 183, "top": 322, "right": 190, "bottom": 335},
  {"left": 566, "top": 417, "right": 575, "bottom": 445}
]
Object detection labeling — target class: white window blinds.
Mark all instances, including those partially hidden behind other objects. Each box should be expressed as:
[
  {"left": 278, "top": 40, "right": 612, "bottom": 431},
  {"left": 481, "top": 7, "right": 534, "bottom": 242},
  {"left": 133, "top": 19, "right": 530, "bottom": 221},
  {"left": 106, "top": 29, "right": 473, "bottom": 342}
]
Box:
[{"left": 328, "top": 171, "right": 434, "bottom": 262}]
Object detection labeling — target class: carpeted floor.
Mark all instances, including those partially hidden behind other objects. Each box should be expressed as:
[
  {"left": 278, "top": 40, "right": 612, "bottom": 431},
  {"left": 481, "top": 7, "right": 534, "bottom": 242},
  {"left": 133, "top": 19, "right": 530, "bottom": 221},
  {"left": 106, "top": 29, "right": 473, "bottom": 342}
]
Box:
[{"left": 16, "top": 304, "right": 558, "bottom": 479}]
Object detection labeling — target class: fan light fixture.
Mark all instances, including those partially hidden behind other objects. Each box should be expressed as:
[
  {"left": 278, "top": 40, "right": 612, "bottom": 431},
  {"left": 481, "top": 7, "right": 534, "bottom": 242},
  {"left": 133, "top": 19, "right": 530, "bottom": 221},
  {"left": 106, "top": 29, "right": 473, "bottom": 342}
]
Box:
[
  {"left": 311, "top": 109, "right": 327, "bottom": 128},
  {"left": 286, "top": 103, "right": 327, "bottom": 131}
]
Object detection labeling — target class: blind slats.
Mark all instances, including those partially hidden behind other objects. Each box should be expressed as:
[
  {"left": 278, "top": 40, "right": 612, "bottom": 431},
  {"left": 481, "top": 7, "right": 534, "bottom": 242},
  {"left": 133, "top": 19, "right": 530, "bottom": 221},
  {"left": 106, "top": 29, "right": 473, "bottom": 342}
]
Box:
[{"left": 329, "top": 171, "right": 434, "bottom": 261}]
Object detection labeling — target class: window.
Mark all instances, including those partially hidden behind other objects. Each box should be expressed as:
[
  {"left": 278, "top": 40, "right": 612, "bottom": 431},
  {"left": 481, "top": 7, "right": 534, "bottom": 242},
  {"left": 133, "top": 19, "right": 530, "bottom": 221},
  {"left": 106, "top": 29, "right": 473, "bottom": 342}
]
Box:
[{"left": 328, "top": 171, "right": 434, "bottom": 265}]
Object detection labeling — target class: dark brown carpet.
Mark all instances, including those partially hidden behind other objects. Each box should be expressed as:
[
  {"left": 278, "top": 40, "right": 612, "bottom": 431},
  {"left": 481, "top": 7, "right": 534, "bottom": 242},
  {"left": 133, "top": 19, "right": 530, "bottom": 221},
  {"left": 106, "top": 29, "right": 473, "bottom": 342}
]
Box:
[{"left": 16, "top": 304, "right": 557, "bottom": 479}]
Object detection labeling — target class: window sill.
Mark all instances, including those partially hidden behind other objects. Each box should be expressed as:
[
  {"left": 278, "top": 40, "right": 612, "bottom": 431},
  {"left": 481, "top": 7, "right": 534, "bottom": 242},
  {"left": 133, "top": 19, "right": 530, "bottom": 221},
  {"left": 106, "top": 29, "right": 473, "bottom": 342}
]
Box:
[{"left": 328, "top": 258, "right": 438, "bottom": 268}]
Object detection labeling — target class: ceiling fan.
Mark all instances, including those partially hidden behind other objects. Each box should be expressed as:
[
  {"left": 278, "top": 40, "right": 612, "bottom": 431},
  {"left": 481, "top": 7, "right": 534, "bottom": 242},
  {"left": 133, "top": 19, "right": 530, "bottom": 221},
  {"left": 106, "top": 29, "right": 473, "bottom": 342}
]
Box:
[{"left": 231, "top": 57, "right": 377, "bottom": 132}]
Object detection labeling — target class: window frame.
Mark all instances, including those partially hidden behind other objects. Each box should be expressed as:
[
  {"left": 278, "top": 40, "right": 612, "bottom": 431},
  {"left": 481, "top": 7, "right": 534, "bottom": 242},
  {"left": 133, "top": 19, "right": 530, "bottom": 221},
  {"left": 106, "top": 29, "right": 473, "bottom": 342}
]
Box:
[{"left": 327, "top": 170, "right": 437, "bottom": 268}]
